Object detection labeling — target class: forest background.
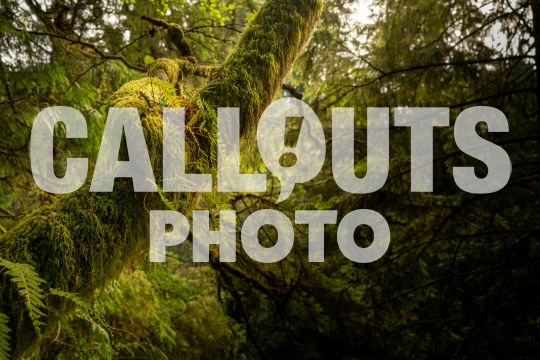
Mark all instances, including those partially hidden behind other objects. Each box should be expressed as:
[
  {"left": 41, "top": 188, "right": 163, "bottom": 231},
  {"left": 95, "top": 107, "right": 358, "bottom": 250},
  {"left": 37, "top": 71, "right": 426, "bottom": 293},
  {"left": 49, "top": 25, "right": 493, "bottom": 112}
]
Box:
[{"left": 0, "top": 0, "right": 538, "bottom": 359}]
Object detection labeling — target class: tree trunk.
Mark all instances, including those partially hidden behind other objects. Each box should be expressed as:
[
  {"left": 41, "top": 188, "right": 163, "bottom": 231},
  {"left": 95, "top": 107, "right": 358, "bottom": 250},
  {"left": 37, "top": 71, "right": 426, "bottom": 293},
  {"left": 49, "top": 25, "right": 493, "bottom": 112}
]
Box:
[{"left": 0, "top": 0, "right": 323, "bottom": 356}]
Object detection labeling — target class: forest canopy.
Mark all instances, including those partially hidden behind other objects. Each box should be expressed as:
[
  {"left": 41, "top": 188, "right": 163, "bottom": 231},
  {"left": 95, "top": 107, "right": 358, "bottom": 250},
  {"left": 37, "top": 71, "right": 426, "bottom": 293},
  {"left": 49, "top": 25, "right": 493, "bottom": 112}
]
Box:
[{"left": 0, "top": 0, "right": 539, "bottom": 359}]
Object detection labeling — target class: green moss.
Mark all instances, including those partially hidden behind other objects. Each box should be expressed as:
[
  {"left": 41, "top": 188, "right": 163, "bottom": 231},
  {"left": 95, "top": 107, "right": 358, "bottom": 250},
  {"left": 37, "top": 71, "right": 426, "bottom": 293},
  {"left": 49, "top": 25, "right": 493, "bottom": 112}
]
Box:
[
  {"left": 147, "top": 58, "right": 181, "bottom": 85},
  {"left": 0, "top": 0, "right": 324, "bottom": 356},
  {"left": 0, "top": 76, "right": 201, "bottom": 356},
  {"left": 201, "top": 0, "right": 323, "bottom": 138},
  {"left": 147, "top": 58, "right": 214, "bottom": 95}
]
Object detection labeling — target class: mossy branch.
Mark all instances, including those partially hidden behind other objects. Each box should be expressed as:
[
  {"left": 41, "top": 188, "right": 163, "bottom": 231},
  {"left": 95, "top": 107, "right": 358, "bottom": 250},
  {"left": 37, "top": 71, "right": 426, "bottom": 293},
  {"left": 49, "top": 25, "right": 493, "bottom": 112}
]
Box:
[
  {"left": 0, "top": 0, "right": 323, "bottom": 356},
  {"left": 148, "top": 58, "right": 215, "bottom": 85},
  {"left": 141, "top": 15, "right": 197, "bottom": 61},
  {"left": 200, "top": 0, "right": 323, "bottom": 137}
]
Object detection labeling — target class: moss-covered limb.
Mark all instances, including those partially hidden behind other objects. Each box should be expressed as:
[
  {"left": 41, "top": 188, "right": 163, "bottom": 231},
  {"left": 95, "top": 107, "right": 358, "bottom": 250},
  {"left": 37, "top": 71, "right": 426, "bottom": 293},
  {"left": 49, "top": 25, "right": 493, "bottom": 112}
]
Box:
[
  {"left": 0, "top": 77, "right": 201, "bottom": 357},
  {"left": 200, "top": 0, "right": 323, "bottom": 137},
  {"left": 1, "top": 184, "right": 143, "bottom": 355},
  {"left": 0, "top": 0, "right": 324, "bottom": 355},
  {"left": 141, "top": 15, "right": 195, "bottom": 60},
  {"left": 1, "top": 183, "right": 199, "bottom": 356},
  {"left": 148, "top": 58, "right": 215, "bottom": 85}
]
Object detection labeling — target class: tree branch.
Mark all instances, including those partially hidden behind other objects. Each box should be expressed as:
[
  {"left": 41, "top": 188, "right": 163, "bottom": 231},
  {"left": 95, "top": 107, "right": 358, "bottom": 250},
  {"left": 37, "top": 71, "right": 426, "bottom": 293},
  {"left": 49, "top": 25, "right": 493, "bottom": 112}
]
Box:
[
  {"left": 16, "top": 28, "right": 146, "bottom": 72},
  {"left": 141, "top": 15, "right": 196, "bottom": 61},
  {"left": 282, "top": 83, "right": 303, "bottom": 99},
  {"left": 0, "top": 0, "right": 324, "bottom": 356},
  {"left": 200, "top": 0, "right": 323, "bottom": 137}
]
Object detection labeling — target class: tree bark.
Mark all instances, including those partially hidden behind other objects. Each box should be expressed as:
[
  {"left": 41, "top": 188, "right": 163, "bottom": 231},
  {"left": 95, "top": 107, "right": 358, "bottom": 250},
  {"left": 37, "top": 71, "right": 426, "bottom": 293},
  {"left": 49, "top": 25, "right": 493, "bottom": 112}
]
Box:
[{"left": 0, "top": 0, "right": 323, "bottom": 356}]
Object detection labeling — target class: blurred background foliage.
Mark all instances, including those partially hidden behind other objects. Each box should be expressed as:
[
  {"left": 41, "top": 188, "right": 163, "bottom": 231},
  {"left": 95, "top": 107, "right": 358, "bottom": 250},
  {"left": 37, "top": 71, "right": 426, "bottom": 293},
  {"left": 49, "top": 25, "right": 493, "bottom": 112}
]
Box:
[{"left": 0, "top": 0, "right": 539, "bottom": 359}]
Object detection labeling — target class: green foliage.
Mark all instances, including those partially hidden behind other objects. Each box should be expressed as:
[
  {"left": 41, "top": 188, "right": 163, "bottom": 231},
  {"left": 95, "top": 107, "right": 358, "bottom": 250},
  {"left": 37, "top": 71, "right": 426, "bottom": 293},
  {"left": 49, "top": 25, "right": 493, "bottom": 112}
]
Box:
[
  {"left": 48, "top": 288, "right": 91, "bottom": 313},
  {"left": 39, "top": 255, "right": 245, "bottom": 360},
  {"left": 0, "top": 259, "right": 46, "bottom": 334},
  {"left": 0, "top": 313, "right": 11, "bottom": 360},
  {"left": 0, "top": 0, "right": 538, "bottom": 359},
  {"left": 0, "top": 256, "right": 245, "bottom": 360}
]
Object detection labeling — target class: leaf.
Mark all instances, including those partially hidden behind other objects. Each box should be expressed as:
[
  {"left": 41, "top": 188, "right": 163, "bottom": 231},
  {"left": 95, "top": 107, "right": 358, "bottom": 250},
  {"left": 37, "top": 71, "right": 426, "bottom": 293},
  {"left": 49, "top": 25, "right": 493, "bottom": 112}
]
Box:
[
  {"left": 154, "top": 182, "right": 176, "bottom": 211},
  {"left": 0, "top": 259, "right": 46, "bottom": 333},
  {"left": 0, "top": 313, "right": 11, "bottom": 360},
  {"left": 144, "top": 55, "right": 155, "bottom": 66},
  {"left": 49, "top": 288, "right": 91, "bottom": 313}
]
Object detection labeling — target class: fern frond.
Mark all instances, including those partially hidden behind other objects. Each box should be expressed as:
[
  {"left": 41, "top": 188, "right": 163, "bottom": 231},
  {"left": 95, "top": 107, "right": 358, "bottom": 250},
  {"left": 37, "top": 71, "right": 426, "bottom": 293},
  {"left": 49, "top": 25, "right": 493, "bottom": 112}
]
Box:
[
  {"left": 0, "top": 259, "right": 46, "bottom": 334},
  {"left": 0, "top": 313, "right": 11, "bottom": 360},
  {"left": 49, "top": 288, "right": 91, "bottom": 312},
  {"left": 154, "top": 182, "right": 176, "bottom": 211}
]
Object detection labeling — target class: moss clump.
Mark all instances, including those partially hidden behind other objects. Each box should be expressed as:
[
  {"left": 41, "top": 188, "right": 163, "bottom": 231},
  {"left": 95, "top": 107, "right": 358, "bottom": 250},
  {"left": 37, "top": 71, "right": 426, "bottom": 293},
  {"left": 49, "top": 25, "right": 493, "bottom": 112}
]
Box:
[
  {"left": 148, "top": 58, "right": 181, "bottom": 85},
  {"left": 148, "top": 58, "right": 215, "bottom": 90}
]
